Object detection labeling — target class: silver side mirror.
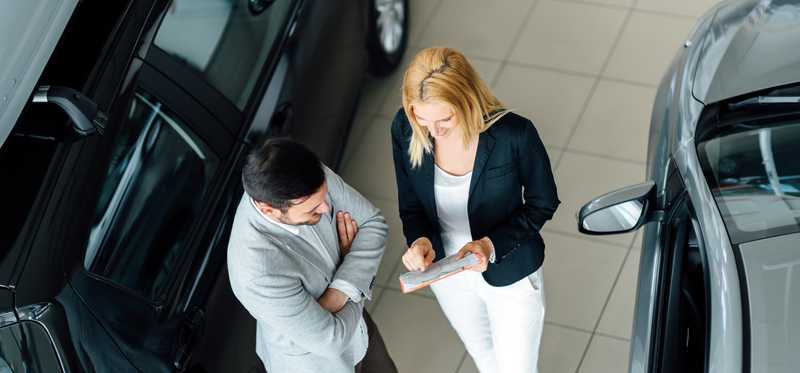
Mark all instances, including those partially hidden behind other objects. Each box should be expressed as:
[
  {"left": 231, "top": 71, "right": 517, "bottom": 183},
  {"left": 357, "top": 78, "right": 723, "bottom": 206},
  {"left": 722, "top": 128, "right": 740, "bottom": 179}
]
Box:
[{"left": 578, "top": 181, "right": 657, "bottom": 235}]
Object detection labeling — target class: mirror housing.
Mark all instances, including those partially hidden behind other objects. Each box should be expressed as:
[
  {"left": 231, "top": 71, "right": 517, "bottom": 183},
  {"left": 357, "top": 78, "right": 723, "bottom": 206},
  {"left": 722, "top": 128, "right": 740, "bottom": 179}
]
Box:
[
  {"left": 577, "top": 181, "right": 659, "bottom": 235},
  {"left": 31, "top": 85, "right": 107, "bottom": 137}
]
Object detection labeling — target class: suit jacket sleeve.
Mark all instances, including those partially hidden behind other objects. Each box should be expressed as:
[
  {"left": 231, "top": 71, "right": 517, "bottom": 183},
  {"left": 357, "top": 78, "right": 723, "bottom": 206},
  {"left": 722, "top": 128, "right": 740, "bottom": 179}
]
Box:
[
  {"left": 486, "top": 120, "right": 560, "bottom": 262},
  {"left": 391, "top": 114, "right": 438, "bottom": 248},
  {"left": 229, "top": 243, "right": 364, "bottom": 358},
  {"left": 324, "top": 166, "right": 387, "bottom": 299}
]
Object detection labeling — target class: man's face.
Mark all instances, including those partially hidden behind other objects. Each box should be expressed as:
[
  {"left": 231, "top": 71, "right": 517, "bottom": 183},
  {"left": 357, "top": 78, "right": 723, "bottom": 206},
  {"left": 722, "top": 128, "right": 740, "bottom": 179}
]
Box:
[{"left": 258, "top": 182, "right": 330, "bottom": 226}]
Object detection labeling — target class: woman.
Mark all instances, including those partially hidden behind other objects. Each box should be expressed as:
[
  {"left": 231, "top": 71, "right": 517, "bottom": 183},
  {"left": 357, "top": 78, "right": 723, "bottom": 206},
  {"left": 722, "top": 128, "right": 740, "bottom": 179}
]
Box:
[{"left": 390, "top": 47, "right": 559, "bottom": 373}]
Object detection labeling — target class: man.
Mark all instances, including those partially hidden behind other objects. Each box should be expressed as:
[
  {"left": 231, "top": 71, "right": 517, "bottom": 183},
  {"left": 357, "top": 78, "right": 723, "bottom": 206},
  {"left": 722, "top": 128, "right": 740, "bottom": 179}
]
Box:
[{"left": 227, "top": 138, "right": 397, "bottom": 373}]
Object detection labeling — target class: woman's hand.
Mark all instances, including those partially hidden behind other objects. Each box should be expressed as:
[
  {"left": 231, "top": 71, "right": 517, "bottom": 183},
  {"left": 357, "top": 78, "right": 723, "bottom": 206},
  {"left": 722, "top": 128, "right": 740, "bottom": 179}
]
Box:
[
  {"left": 402, "top": 237, "right": 435, "bottom": 272},
  {"left": 457, "top": 239, "right": 494, "bottom": 273}
]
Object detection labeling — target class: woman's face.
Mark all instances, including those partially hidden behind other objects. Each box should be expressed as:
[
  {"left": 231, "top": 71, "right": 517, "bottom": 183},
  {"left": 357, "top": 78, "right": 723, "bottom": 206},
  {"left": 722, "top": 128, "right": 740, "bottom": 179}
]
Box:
[{"left": 413, "top": 101, "right": 457, "bottom": 140}]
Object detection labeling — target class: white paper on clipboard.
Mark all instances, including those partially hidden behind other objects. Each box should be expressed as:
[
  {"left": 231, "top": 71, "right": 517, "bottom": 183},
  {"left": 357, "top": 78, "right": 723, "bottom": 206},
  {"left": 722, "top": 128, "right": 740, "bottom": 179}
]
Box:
[{"left": 398, "top": 253, "right": 480, "bottom": 293}]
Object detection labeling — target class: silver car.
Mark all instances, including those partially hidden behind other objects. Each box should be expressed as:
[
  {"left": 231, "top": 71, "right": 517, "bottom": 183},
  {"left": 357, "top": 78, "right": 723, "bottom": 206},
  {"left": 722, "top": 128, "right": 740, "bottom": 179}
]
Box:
[{"left": 577, "top": 1, "right": 800, "bottom": 372}]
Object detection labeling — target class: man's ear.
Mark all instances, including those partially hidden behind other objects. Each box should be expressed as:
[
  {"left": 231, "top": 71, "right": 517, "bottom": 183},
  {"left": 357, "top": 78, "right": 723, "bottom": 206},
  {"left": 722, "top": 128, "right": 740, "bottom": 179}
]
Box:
[{"left": 254, "top": 201, "right": 277, "bottom": 216}]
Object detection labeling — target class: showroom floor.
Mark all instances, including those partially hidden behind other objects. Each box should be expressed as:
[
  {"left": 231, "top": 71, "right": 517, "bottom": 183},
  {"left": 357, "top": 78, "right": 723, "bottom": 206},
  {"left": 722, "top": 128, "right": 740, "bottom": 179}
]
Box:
[{"left": 338, "top": 0, "right": 719, "bottom": 372}]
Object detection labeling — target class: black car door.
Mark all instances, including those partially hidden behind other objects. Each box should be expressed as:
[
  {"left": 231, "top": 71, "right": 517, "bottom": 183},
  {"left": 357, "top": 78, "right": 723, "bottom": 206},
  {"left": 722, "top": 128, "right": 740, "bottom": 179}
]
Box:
[
  {"left": 285, "top": 0, "right": 370, "bottom": 168},
  {"left": 66, "top": 60, "right": 234, "bottom": 372}
]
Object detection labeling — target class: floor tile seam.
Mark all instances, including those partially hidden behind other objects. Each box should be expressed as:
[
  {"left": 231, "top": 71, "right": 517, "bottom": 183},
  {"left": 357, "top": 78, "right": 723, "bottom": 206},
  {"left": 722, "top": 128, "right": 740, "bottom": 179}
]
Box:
[
  {"left": 415, "top": 0, "right": 446, "bottom": 45},
  {"left": 541, "top": 227, "right": 634, "bottom": 250},
  {"left": 599, "top": 76, "right": 659, "bottom": 89},
  {"left": 567, "top": 5, "right": 635, "bottom": 355},
  {"left": 560, "top": 147, "right": 648, "bottom": 166},
  {"left": 503, "top": 60, "right": 599, "bottom": 80},
  {"left": 562, "top": 3, "right": 635, "bottom": 157},
  {"left": 454, "top": 350, "right": 470, "bottom": 373},
  {"left": 489, "top": 0, "right": 542, "bottom": 88},
  {"left": 552, "top": 0, "right": 631, "bottom": 12},
  {"left": 593, "top": 331, "right": 632, "bottom": 343},
  {"left": 631, "top": 7, "right": 704, "bottom": 21},
  {"left": 543, "top": 320, "right": 594, "bottom": 335},
  {"left": 575, "top": 246, "right": 633, "bottom": 372},
  {"left": 369, "top": 0, "right": 445, "bottom": 122},
  {"left": 560, "top": 0, "right": 715, "bottom": 19}
]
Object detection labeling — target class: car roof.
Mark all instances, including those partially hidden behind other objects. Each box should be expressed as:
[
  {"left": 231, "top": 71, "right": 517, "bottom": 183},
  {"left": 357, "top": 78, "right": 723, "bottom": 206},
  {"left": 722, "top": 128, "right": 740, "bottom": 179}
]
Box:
[
  {"left": 0, "top": 0, "right": 78, "bottom": 148},
  {"left": 693, "top": 0, "right": 800, "bottom": 105}
]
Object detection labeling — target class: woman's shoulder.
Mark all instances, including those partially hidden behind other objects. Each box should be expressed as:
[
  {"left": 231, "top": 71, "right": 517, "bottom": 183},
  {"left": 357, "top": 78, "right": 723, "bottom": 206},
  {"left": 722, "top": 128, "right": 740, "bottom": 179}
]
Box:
[
  {"left": 487, "top": 111, "right": 537, "bottom": 139},
  {"left": 391, "top": 108, "right": 416, "bottom": 146},
  {"left": 391, "top": 108, "right": 411, "bottom": 131}
]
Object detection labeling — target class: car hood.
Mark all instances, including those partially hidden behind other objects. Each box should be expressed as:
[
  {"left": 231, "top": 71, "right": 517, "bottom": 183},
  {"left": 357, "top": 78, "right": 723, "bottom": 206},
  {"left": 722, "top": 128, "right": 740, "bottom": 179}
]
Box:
[
  {"left": 738, "top": 232, "right": 800, "bottom": 373},
  {"left": 0, "top": 0, "right": 78, "bottom": 148},
  {"left": 692, "top": 0, "right": 800, "bottom": 104}
]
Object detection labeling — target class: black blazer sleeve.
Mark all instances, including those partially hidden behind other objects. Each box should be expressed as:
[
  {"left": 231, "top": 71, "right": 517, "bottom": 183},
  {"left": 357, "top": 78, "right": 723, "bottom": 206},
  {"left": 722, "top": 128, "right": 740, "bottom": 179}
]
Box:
[
  {"left": 391, "top": 115, "right": 436, "bottom": 247},
  {"left": 486, "top": 120, "right": 560, "bottom": 262}
]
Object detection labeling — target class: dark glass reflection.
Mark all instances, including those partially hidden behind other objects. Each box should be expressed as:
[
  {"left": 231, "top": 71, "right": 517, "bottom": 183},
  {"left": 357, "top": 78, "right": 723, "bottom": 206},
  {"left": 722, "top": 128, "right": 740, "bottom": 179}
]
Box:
[
  {"left": 0, "top": 321, "right": 61, "bottom": 373},
  {"left": 153, "top": 0, "right": 293, "bottom": 109},
  {"left": 699, "top": 122, "right": 800, "bottom": 244},
  {"left": 84, "top": 91, "right": 218, "bottom": 302}
]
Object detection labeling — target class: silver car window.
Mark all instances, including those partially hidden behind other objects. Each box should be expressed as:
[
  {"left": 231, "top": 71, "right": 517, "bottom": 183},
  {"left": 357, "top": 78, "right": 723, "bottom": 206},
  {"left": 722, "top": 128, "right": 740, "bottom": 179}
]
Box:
[{"left": 698, "top": 122, "right": 800, "bottom": 244}]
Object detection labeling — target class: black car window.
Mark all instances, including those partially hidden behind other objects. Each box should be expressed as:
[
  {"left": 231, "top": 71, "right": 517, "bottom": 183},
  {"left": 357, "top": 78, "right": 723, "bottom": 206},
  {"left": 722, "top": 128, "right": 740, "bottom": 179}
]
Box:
[
  {"left": 698, "top": 122, "right": 800, "bottom": 244},
  {"left": 84, "top": 91, "right": 219, "bottom": 302},
  {"left": 153, "top": 0, "right": 294, "bottom": 109},
  {"left": 0, "top": 321, "right": 62, "bottom": 373}
]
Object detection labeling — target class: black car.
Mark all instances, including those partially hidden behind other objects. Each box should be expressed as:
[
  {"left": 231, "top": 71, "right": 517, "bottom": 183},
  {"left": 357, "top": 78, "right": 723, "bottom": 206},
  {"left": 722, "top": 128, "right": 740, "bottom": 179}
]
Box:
[{"left": 0, "top": 0, "right": 408, "bottom": 371}]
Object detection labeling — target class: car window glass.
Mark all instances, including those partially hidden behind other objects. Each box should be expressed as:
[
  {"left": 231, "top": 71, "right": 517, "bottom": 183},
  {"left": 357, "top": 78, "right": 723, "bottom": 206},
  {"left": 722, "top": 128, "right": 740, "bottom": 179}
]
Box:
[
  {"left": 698, "top": 122, "right": 800, "bottom": 243},
  {"left": 0, "top": 322, "right": 61, "bottom": 373},
  {"left": 84, "top": 91, "right": 219, "bottom": 302},
  {"left": 153, "top": 0, "right": 294, "bottom": 109}
]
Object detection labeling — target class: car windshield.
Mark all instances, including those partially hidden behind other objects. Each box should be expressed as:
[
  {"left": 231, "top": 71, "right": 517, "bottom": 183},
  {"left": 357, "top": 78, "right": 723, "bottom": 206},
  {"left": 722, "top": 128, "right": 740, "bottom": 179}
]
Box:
[{"left": 698, "top": 122, "right": 800, "bottom": 244}]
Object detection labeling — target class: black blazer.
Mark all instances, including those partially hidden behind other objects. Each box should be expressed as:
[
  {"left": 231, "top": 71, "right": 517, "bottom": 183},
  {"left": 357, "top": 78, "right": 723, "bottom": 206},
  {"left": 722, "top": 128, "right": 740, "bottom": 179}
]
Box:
[{"left": 391, "top": 109, "right": 560, "bottom": 286}]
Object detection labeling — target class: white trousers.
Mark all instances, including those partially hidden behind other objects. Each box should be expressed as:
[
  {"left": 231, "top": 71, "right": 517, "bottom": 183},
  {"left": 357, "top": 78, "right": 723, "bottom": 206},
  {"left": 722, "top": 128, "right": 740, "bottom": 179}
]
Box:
[{"left": 430, "top": 269, "right": 546, "bottom": 373}]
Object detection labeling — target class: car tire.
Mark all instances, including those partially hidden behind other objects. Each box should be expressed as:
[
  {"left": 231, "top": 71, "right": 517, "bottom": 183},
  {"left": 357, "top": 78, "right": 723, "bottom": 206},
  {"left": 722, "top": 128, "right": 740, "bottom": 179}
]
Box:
[{"left": 366, "top": 0, "right": 409, "bottom": 77}]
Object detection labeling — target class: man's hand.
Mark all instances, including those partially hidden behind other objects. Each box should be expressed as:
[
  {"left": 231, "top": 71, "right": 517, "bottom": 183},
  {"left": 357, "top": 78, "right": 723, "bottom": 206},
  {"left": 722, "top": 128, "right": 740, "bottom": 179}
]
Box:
[
  {"left": 318, "top": 287, "right": 349, "bottom": 313},
  {"left": 402, "top": 237, "right": 435, "bottom": 272},
  {"left": 336, "top": 211, "right": 358, "bottom": 257}
]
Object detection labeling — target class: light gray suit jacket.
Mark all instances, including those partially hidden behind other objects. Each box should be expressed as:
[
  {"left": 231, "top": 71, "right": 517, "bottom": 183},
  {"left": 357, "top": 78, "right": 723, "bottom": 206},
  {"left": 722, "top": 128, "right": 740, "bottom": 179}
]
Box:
[{"left": 227, "top": 166, "right": 388, "bottom": 373}]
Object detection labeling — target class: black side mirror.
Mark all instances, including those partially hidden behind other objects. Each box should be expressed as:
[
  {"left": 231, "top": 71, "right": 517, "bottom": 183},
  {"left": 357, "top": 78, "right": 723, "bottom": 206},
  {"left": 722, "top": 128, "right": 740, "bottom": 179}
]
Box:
[
  {"left": 577, "top": 181, "right": 659, "bottom": 235},
  {"left": 31, "top": 86, "right": 107, "bottom": 137}
]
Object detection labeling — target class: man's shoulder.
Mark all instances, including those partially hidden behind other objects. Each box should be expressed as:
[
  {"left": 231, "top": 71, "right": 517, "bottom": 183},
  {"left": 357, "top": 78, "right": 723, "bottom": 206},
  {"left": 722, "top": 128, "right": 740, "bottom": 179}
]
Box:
[{"left": 229, "top": 195, "right": 286, "bottom": 255}]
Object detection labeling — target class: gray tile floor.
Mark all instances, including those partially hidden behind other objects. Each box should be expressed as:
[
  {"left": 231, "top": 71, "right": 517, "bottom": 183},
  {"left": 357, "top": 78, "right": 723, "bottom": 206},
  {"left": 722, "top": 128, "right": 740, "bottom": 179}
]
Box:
[{"left": 339, "top": 1, "right": 719, "bottom": 371}]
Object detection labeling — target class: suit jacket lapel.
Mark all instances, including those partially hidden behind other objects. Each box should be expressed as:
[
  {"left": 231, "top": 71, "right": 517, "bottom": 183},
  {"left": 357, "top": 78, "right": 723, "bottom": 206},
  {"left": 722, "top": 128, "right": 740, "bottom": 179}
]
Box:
[
  {"left": 468, "top": 130, "right": 496, "bottom": 214},
  {"left": 312, "top": 207, "right": 341, "bottom": 267},
  {"left": 418, "top": 148, "right": 438, "bottom": 222},
  {"left": 246, "top": 200, "right": 334, "bottom": 279}
]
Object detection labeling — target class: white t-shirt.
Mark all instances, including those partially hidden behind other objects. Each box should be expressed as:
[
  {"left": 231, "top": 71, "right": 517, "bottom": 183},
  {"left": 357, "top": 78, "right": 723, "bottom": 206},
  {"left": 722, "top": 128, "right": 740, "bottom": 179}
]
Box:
[{"left": 434, "top": 164, "right": 474, "bottom": 257}]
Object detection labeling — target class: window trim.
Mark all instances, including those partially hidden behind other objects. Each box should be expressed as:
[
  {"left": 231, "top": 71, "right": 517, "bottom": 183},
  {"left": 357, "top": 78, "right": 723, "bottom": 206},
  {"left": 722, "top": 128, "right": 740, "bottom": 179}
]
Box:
[
  {"left": 650, "top": 170, "right": 713, "bottom": 373},
  {"left": 145, "top": 47, "right": 242, "bottom": 136},
  {"left": 136, "top": 62, "right": 234, "bottom": 155}
]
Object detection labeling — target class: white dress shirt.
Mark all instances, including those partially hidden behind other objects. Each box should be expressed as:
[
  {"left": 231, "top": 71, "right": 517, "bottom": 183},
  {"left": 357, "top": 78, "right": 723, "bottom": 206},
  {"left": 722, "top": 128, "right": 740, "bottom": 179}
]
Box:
[{"left": 432, "top": 166, "right": 496, "bottom": 262}]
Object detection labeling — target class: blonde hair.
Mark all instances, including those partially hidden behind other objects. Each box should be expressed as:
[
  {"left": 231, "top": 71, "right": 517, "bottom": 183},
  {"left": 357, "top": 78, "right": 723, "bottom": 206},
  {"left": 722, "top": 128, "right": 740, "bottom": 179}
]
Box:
[{"left": 401, "top": 47, "right": 509, "bottom": 168}]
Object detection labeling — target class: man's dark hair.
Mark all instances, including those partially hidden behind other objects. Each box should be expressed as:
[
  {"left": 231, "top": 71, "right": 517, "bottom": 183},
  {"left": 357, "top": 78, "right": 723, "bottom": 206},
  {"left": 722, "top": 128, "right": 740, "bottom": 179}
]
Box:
[{"left": 242, "top": 138, "right": 325, "bottom": 211}]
